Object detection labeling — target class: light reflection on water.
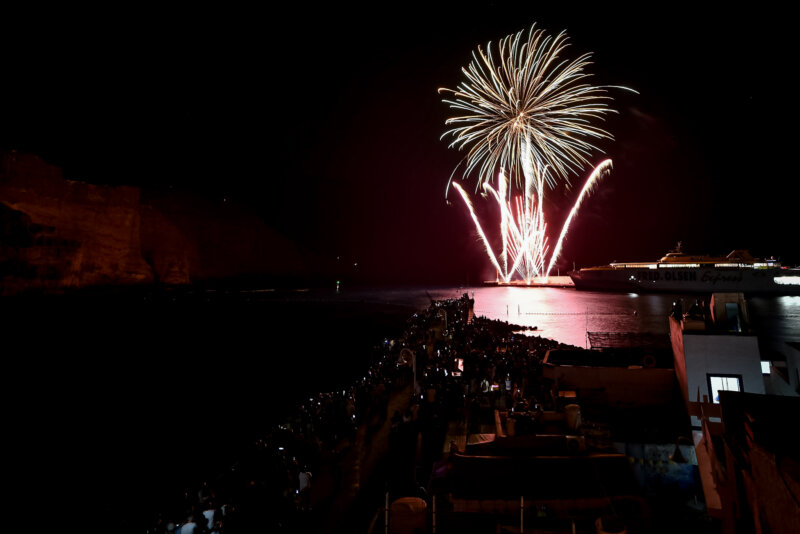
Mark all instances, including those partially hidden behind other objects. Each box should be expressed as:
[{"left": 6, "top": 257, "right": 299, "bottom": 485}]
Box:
[
  {"left": 747, "top": 295, "right": 800, "bottom": 351},
  {"left": 335, "top": 287, "right": 800, "bottom": 350},
  {"left": 426, "top": 287, "right": 686, "bottom": 348}
]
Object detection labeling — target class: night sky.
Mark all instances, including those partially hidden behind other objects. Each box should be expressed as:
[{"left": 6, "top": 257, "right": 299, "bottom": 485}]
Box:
[{"left": 2, "top": 5, "right": 797, "bottom": 285}]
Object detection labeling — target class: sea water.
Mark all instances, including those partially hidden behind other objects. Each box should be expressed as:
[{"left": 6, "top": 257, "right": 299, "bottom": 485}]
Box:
[{"left": 327, "top": 286, "right": 800, "bottom": 348}]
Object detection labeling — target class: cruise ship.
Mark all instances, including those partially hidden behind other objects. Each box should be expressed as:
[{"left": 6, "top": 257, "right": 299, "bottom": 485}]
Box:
[{"left": 569, "top": 246, "right": 800, "bottom": 294}]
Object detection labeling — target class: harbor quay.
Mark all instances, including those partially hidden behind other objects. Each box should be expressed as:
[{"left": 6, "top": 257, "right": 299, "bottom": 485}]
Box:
[{"left": 148, "top": 292, "right": 798, "bottom": 534}]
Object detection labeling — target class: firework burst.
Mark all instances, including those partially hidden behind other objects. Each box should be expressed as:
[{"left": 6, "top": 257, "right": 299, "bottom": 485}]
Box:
[
  {"left": 441, "top": 24, "right": 628, "bottom": 283},
  {"left": 440, "top": 24, "right": 616, "bottom": 191}
]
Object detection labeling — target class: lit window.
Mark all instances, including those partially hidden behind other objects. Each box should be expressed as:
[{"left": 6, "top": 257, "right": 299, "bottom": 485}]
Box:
[
  {"left": 707, "top": 374, "right": 742, "bottom": 403},
  {"left": 761, "top": 361, "right": 770, "bottom": 374}
]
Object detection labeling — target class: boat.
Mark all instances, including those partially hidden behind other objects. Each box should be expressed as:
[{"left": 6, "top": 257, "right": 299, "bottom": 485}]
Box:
[{"left": 569, "top": 244, "right": 800, "bottom": 294}]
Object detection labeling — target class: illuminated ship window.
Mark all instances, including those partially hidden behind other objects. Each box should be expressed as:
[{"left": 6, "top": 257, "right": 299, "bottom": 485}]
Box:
[
  {"left": 715, "top": 263, "right": 764, "bottom": 268},
  {"left": 613, "top": 263, "right": 657, "bottom": 269},
  {"left": 659, "top": 263, "right": 700, "bottom": 268},
  {"left": 775, "top": 276, "right": 800, "bottom": 285},
  {"left": 707, "top": 374, "right": 742, "bottom": 404}
]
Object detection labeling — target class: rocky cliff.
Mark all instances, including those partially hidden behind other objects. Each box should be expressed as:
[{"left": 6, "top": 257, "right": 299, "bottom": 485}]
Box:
[{"left": 1, "top": 152, "right": 307, "bottom": 294}]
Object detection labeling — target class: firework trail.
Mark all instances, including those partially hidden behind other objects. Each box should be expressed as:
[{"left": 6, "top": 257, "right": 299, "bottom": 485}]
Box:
[
  {"left": 482, "top": 169, "right": 548, "bottom": 281},
  {"left": 545, "top": 159, "right": 613, "bottom": 277},
  {"left": 454, "top": 159, "right": 605, "bottom": 283},
  {"left": 451, "top": 181, "right": 506, "bottom": 279},
  {"left": 499, "top": 169, "right": 509, "bottom": 277}
]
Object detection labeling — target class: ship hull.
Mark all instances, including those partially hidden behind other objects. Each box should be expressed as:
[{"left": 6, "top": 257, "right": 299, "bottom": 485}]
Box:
[{"left": 570, "top": 266, "right": 800, "bottom": 294}]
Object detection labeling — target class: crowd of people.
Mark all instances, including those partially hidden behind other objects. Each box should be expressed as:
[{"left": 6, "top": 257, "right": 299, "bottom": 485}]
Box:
[
  {"left": 383, "top": 294, "right": 579, "bottom": 495},
  {"left": 142, "top": 293, "right": 578, "bottom": 533}
]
